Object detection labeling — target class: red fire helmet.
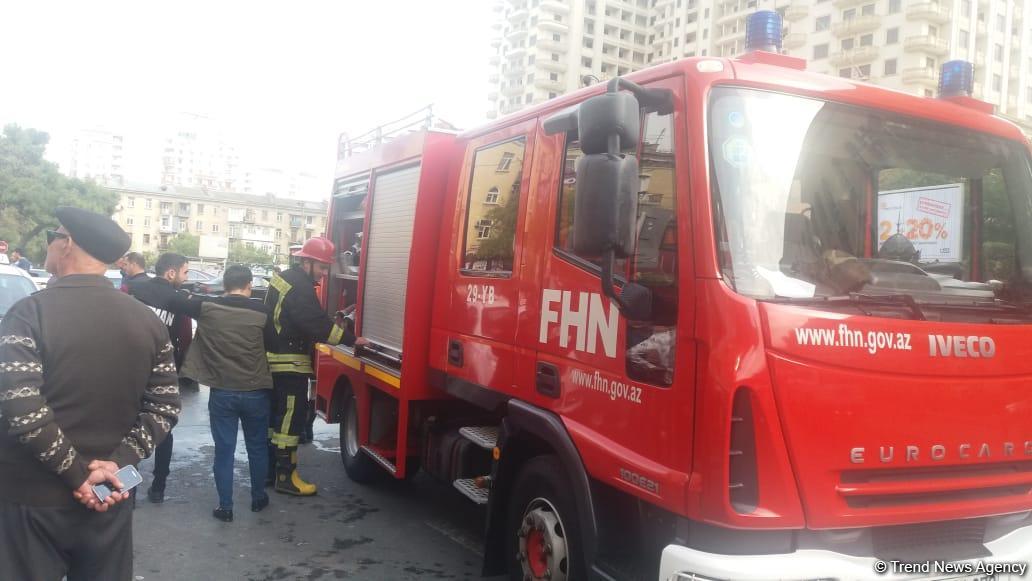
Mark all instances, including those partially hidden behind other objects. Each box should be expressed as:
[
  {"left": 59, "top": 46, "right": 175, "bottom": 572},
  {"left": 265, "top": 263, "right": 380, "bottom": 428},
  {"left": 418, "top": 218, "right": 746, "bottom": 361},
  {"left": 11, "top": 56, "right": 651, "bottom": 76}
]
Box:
[{"left": 292, "top": 236, "right": 335, "bottom": 264}]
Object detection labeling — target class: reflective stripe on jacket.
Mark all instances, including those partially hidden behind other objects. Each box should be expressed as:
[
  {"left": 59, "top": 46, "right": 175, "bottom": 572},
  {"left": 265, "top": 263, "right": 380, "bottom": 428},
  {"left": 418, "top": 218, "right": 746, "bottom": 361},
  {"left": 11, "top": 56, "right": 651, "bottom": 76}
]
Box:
[{"left": 264, "top": 266, "right": 352, "bottom": 375}]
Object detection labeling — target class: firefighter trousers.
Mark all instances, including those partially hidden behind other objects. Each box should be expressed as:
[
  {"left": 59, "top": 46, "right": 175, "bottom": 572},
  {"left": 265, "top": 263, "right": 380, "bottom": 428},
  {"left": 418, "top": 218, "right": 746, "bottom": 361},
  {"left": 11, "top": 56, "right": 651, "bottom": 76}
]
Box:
[{"left": 269, "top": 373, "right": 310, "bottom": 449}]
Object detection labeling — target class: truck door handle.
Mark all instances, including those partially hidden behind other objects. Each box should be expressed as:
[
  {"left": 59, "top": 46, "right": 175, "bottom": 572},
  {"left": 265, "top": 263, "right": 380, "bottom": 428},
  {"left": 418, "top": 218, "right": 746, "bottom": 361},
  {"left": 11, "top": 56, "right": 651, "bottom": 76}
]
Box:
[
  {"left": 536, "top": 362, "right": 561, "bottom": 398},
  {"left": 448, "top": 339, "right": 463, "bottom": 367}
]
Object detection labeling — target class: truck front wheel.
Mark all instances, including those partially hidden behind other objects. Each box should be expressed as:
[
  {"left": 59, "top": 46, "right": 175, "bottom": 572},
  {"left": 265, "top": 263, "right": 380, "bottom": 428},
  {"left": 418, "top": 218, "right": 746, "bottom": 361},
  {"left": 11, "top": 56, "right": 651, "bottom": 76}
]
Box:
[
  {"left": 506, "top": 455, "right": 583, "bottom": 581},
  {"left": 339, "top": 388, "right": 381, "bottom": 483}
]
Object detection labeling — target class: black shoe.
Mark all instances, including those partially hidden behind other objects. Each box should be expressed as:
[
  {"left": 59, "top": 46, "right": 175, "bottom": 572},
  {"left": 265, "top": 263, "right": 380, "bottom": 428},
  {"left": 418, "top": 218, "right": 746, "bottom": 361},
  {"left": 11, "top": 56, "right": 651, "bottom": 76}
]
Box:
[
  {"left": 212, "top": 507, "right": 233, "bottom": 522},
  {"left": 251, "top": 496, "right": 270, "bottom": 512},
  {"left": 147, "top": 484, "right": 165, "bottom": 504}
]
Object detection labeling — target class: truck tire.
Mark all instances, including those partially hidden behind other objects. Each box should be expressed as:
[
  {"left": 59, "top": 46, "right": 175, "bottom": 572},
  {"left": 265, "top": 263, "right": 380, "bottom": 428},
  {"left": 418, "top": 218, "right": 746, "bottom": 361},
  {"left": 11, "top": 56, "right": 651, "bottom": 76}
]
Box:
[
  {"left": 339, "top": 388, "right": 382, "bottom": 483},
  {"left": 506, "top": 455, "right": 583, "bottom": 581}
]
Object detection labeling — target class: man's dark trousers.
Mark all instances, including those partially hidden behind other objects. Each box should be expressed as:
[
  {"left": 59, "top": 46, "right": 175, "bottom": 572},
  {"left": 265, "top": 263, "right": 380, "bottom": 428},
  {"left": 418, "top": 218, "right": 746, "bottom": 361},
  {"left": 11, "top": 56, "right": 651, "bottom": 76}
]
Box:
[
  {"left": 0, "top": 500, "right": 133, "bottom": 581},
  {"left": 152, "top": 431, "right": 173, "bottom": 490}
]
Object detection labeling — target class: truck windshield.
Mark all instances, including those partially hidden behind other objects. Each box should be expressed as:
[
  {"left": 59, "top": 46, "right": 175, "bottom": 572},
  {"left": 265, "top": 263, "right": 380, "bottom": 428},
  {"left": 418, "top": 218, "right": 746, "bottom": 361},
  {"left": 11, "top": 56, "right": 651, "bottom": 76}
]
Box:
[{"left": 709, "top": 86, "right": 1032, "bottom": 319}]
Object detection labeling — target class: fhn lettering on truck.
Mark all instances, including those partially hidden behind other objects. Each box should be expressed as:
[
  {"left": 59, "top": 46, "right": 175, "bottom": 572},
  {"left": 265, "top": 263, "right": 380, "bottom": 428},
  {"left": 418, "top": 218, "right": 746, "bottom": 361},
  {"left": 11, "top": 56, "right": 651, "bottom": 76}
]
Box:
[
  {"left": 794, "top": 325, "right": 996, "bottom": 358},
  {"left": 539, "top": 289, "right": 619, "bottom": 358}
]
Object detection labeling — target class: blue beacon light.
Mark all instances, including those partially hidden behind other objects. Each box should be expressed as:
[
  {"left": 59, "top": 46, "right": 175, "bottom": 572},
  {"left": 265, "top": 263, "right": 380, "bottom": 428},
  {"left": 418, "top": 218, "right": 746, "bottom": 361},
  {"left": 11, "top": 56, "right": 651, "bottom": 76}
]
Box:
[
  {"left": 939, "top": 60, "right": 974, "bottom": 97},
  {"left": 745, "top": 10, "right": 783, "bottom": 53}
]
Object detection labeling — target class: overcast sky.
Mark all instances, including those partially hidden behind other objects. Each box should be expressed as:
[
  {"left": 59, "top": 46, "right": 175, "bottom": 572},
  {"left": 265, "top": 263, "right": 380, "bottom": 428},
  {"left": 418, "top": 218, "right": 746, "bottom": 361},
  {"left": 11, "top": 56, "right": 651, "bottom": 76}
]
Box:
[{"left": 0, "top": 1, "right": 495, "bottom": 196}]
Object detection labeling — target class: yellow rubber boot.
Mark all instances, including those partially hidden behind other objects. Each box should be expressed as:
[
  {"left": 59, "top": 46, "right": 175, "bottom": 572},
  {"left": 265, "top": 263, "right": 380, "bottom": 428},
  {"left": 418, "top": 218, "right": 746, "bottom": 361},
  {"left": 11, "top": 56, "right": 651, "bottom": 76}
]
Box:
[{"left": 274, "top": 448, "right": 317, "bottom": 496}]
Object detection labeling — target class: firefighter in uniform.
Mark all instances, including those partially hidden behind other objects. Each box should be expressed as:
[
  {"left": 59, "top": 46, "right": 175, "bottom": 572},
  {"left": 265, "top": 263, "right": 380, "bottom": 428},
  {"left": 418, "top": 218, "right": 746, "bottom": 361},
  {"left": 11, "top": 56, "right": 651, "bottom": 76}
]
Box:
[{"left": 265, "top": 236, "right": 364, "bottom": 495}]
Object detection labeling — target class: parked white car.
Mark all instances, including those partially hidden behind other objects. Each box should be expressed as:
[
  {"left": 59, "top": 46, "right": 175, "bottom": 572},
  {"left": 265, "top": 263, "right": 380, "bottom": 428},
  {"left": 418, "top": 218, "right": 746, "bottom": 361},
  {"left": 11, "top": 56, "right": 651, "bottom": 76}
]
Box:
[
  {"left": 0, "top": 264, "right": 38, "bottom": 322},
  {"left": 27, "top": 268, "right": 50, "bottom": 290}
]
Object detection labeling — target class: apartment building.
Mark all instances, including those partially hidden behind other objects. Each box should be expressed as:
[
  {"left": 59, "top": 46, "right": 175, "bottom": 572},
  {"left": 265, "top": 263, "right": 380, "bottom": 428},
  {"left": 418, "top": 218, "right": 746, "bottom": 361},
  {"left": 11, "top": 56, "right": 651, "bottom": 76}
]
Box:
[
  {"left": 109, "top": 183, "right": 327, "bottom": 262},
  {"left": 49, "top": 128, "right": 125, "bottom": 186},
  {"left": 490, "top": 0, "right": 1032, "bottom": 130},
  {"left": 161, "top": 113, "right": 242, "bottom": 191}
]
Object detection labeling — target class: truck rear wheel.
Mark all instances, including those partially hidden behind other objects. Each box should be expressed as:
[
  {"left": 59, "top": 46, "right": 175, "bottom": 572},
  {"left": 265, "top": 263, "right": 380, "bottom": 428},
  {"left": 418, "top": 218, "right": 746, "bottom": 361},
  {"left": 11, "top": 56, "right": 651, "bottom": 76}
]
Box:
[
  {"left": 506, "top": 455, "right": 583, "bottom": 581},
  {"left": 339, "top": 389, "right": 382, "bottom": 483}
]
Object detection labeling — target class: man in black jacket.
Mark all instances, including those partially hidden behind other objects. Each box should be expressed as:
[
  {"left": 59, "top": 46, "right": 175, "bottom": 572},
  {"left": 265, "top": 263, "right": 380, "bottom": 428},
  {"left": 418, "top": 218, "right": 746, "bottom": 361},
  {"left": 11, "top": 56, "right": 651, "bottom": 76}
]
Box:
[
  {"left": 265, "top": 236, "right": 365, "bottom": 496},
  {"left": 127, "top": 252, "right": 191, "bottom": 503},
  {"left": 118, "top": 252, "right": 149, "bottom": 292},
  {"left": 0, "top": 207, "right": 180, "bottom": 581}
]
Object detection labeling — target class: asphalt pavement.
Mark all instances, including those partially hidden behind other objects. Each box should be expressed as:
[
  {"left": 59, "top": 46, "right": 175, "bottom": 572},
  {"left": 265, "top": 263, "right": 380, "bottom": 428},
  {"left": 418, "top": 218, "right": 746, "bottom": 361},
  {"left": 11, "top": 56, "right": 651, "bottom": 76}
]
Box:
[{"left": 132, "top": 385, "right": 496, "bottom": 581}]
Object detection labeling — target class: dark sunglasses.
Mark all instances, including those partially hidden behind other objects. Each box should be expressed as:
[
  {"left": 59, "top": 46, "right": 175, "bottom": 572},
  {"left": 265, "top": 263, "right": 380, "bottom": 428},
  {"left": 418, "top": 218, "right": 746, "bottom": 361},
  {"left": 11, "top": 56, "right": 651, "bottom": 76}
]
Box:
[{"left": 46, "top": 230, "right": 69, "bottom": 245}]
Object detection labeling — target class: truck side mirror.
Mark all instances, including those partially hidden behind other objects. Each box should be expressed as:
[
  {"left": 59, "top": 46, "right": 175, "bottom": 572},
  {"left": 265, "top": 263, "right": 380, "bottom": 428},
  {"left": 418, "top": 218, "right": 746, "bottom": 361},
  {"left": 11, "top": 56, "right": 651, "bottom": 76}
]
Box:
[{"left": 572, "top": 153, "right": 638, "bottom": 258}]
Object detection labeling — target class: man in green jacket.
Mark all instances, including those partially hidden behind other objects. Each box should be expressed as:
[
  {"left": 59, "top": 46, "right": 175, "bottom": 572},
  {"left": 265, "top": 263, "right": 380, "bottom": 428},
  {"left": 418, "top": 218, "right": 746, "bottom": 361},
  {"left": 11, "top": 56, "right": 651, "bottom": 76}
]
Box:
[{"left": 169, "top": 265, "right": 275, "bottom": 521}]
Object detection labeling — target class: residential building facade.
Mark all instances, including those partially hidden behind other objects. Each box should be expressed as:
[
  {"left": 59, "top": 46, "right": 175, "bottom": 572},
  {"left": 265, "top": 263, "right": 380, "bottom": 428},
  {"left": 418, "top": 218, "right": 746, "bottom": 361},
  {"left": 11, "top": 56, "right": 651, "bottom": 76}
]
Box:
[
  {"left": 161, "top": 113, "right": 242, "bottom": 191},
  {"left": 109, "top": 183, "right": 327, "bottom": 263},
  {"left": 490, "top": 0, "right": 1032, "bottom": 131},
  {"left": 50, "top": 128, "right": 125, "bottom": 186}
]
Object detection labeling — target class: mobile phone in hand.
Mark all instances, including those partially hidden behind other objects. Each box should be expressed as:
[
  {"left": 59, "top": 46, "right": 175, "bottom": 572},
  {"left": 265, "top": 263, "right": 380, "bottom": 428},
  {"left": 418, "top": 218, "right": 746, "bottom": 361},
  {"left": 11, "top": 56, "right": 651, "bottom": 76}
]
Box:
[{"left": 92, "top": 465, "right": 143, "bottom": 503}]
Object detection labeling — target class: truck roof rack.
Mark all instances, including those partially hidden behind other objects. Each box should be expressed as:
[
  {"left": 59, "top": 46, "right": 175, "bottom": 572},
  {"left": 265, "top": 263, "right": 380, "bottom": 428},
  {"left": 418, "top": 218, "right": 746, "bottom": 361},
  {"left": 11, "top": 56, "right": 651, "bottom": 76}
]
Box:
[{"left": 337, "top": 105, "right": 457, "bottom": 160}]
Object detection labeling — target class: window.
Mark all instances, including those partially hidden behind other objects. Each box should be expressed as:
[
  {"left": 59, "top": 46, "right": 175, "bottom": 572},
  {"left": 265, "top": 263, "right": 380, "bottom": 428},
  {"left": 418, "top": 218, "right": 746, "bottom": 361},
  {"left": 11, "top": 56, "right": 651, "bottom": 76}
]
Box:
[
  {"left": 211, "top": 224, "right": 220, "bottom": 233},
  {"left": 277, "top": 212, "right": 283, "bottom": 222},
  {"left": 582, "top": 56, "right": 592, "bottom": 67},
  {"left": 839, "top": 68, "right": 852, "bottom": 78},
  {"left": 843, "top": 8, "right": 856, "bottom": 21},
  {"left": 143, "top": 234, "right": 150, "bottom": 245},
  {"left": 959, "top": 30, "right": 969, "bottom": 48},
  {"left": 549, "top": 92, "right": 558, "bottom": 99},
  {"left": 497, "top": 151, "right": 516, "bottom": 172},
  {"left": 555, "top": 109, "right": 680, "bottom": 386},
  {"left": 178, "top": 203, "right": 190, "bottom": 214},
  {"left": 475, "top": 219, "right": 493, "bottom": 239},
  {"left": 552, "top": 53, "right": 560, "bottom": 61},
  {"left": 197, "top": 203, "right": 205, "bottom": 214},
  {"left": 127, "top": 196, "right": 135, "bottom": 208},
  {"left": 160, "top": 217, "right": 170, "bottom": 229},
  {"left": 815, "top": 16, "right": 830, "bottom": 32},
  {"left": 486, "top": 187, "right": 500, "bottom": 204},
  {"left": 961, "top": 0, "right": 971, "bottom": 14},
  {"left": 177, "top": 219, "right": 187, "bottom": 232},
  {"left": 994, "top": 74, "right": 1002, "bottom": 92},
  {"left": 884, "top": 58, "right": 897, "bottom": 75},
  {"left": 525, "top": 94, "right": 533, "bottom": 104},
  {"left": 144, "top": 217, "right": 150, "bottom": 227},
  {"left": 841, "top": 38, "right": 855, "bottom": 50},
  {"left": 145, "top": 199, "right": 152, "bottom": 210},
  {"left": 861, "top": 4, "right": 875, "bottom": 16},
  {"left": 886, "top": 27, "right": 898, "bottom": 44},
  {"left": 160, "top": 202, "right": 172, "bottom": 212},
  {"left": 995, "top": 44, "right": 1003, "bottom": 63},
  {"left": 306, "top": 215, "right": 314, "bottom": 225},
  {"left": 926, "top": 57, "right": 936, "bottom": 69},
  {"left": 552, "top": 33, "right": 560, "bottom": 41},
  {"left": 997, "top": 14, "right": 1006, "bottom": 32},
  {"left": 928, "top": 25, "right": 938, "bottom": 37},
  {"left": 813, "top": 44, "right": 829, "bottom": 59},
  {"left": 195, "top": 220, "right": 203, "bottom": 231},
  {"left": 549, "top": 72, "right": 558, "bottom": 81},
  {"left": 858, "top": 64, "right": 871, "bottom": 78},
  {"left": 888, "top": 0, "right": 900, "bottom": 13},
  {"left": 276, "top": 228, "right": 282, "bottom": 239},
  {"left": 262, "top": 210, "right": 269, "bottom": 221},
  {"left": 125, "top": 217, "right": 134, "bottom": 226},
  {"left": 860, "top": 34, "right": 873, "bottom": 47}
]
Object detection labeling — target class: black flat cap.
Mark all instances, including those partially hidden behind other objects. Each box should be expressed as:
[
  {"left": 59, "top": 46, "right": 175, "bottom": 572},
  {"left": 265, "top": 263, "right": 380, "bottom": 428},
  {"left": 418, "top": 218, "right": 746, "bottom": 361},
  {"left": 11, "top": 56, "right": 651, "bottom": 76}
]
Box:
[{"left": 55, "top": 206, "right": 131, "bottom": 264}]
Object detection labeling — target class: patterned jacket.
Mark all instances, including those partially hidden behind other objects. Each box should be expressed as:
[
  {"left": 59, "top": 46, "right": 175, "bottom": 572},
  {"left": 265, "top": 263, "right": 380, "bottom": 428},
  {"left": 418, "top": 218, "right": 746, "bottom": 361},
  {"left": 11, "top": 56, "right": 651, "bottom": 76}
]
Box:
[{"left": 0, "top": 275, "right": 180, "bottom": 506}]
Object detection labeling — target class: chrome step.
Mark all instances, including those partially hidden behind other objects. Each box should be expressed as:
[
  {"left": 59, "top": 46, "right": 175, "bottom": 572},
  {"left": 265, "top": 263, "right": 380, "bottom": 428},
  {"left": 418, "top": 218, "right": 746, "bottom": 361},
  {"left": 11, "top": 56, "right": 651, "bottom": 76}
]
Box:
[
  {"left": 458, "top": 426, "right": 498, "bottom": 450},
  {"left": 360, "top": 445, "right": 397, "bottom": 475},
  {"left": 453, "top": 478, "right": 489, "bottom": 505}
]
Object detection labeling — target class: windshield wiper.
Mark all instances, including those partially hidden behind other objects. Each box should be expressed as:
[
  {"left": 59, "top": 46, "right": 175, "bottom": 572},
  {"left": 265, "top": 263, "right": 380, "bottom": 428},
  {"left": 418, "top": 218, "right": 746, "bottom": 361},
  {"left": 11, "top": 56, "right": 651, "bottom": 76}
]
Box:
[{"left": 768, "top": 293, "right": 926, "bottom": 320}]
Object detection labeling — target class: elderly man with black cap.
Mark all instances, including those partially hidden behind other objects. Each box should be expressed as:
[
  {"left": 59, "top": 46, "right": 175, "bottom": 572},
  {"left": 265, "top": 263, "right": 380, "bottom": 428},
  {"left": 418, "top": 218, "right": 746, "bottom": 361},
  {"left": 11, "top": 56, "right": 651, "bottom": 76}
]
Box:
[{"left": 0, "top": 207, "right": 181, "bottom": 581}]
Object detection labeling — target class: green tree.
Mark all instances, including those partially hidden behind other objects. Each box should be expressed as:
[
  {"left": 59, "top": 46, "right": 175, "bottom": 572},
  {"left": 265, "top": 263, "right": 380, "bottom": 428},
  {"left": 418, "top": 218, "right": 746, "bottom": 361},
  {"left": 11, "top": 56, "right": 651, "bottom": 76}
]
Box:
[
  {"left": 165, "top": 233, "right": 200, "bottom": 257},
  {"left": 474, "top": 179, "right": 521, "bottom": 268},
  {"left": 0, "top": 124, "right": 119, "bottom": 263},
  {"left": 229, "top": 241, "right": 273, "bottom": 265}
]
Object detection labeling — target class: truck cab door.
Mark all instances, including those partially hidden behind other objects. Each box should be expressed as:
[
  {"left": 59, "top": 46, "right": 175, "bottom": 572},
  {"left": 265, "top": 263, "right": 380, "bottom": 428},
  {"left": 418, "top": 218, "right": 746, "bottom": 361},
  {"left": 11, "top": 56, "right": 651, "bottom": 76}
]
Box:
[
  {"left": 442, "top": 121, "right": 535, "bottom": 397},
  {"left": 526, "top": 76, "right": 695, "bottom": 495}
]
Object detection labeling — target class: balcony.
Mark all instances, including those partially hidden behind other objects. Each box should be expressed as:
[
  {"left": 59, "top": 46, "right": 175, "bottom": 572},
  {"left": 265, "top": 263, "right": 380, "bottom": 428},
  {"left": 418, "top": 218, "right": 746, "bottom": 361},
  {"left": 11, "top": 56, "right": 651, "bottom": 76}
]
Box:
[
  {"left": 829, "top": 46, "right": 879, "bottom": 67},
  {"left": 488, "top": 91, "right": 499, "bottom": 101},
  {"left": 782, "top": 33, "right": 807, "bottom": 50},
  {"left": 540, "top": 1, "right": 569, "bottom": 14},
  {"left": 538, "top": 39, "right": 568, "bottom": 53},
  {"left": 504, "top": 65, "right": 525, "bottom": 77},
  {"left": 507, "top": 26, "right": 528, "bottom": 41},
  {"left": 832, "top": 0, "right": 865, "bottom": 6},
  {"left": 785, "top": 3, "right": 808, "bottom": 22},
  {"left": 534, "top": 78, "right": 565, "bottom": 92},
  {"left": 158, "top": 223, "right": 176, "bottom": 234},
  {"left": 490, "top": 37, "right": 502, "bottom": 48},
  {"left": 509, "top": 45, "right": 527, "bottom": 57},
  {"left": 539, "top": 19, "right": 569, "bottom": 33},
  {"left": 902, "top": 67, "right": 939, "bottom": 86},
  {"left": 538, "top": 59, "right": 567, "bottom": 72},
  {"left": 906, "top": 2, "right": 950, "bottom": 24},
  {"left": 904, "top": 34, "right": 949, "bottom": 56},
  {"left": 832, "top": 15, "right": 881, "bottom": 37},
  {"left": 501, "top": 84, "right": 524, "bottom": 97},
  {"left": 489, "top": 55, "right": 500, "bottom": 66},
  {"left": 510, "top": 7, "right": 528, "bottom": 21},
  {"left": 489, "top": 73, "right": 499, "bottom": 83}
]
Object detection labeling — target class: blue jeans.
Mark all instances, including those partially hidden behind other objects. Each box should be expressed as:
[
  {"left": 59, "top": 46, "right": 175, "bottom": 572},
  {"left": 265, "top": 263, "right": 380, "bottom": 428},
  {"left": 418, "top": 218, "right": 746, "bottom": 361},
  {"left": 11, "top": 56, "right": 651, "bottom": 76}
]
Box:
[{"left": 208, "top": 388, "right": 271, "bottom": 509}]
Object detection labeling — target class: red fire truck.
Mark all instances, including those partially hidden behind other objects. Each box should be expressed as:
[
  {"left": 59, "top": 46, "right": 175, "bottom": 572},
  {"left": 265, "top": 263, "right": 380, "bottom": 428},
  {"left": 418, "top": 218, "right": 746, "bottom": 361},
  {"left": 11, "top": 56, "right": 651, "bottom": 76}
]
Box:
[{"left": 313, "top": 13, "right": 1032, "bottom": 580}]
